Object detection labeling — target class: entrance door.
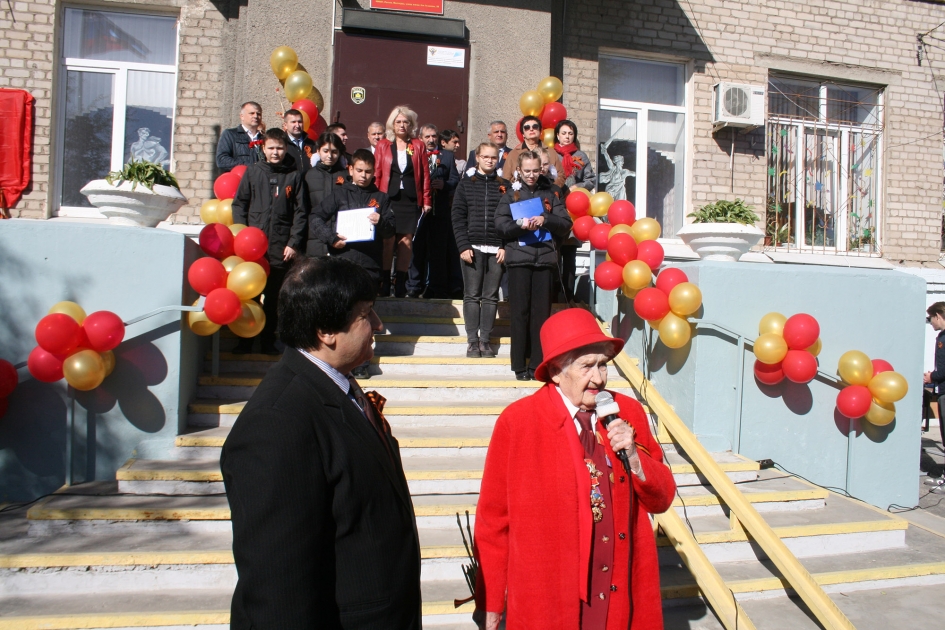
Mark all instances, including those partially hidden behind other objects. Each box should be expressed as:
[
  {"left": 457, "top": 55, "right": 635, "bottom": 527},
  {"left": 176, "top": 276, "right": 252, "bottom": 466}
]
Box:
[{"left": 331, "top": 32, "right": 469, "bottom": 155}]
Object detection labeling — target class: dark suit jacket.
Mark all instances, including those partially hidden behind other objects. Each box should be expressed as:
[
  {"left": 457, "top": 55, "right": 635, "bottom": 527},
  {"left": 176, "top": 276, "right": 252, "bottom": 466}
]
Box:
[
  {"left": 430, "top": 149, "right": 460, "bottom": 213},
  {"left": 221, "top": 349, "right": 422, "bottom": 630},
  {"left": 285, "top": 135, "right": 317, "bottom": 175}
]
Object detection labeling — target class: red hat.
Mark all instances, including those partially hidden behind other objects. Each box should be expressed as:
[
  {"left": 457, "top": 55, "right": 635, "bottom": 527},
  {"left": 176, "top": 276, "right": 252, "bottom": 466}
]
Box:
[{"left": 533, "top": 308, "right": 625, "bottom": 383}]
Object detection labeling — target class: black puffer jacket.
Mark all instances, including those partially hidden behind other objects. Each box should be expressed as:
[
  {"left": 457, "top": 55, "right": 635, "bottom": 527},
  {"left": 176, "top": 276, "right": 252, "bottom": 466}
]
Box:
[
  {"left": 231, "top": 160, "right": 307, "bottom": 268},
  {"left": 304, "top": 161, "right": 346, "bottom": 257},
  {"left": 312, "top": 181, "right": 395, "bottom": 274},
  {"left": 494, "top": 176, "right": 572, "bottom": 269},
  {"left": 215, "top": 126, "right": 260, "bottom": 172},
  {"left": 451, "top": 171, "right": 508, "bottom": 253}
]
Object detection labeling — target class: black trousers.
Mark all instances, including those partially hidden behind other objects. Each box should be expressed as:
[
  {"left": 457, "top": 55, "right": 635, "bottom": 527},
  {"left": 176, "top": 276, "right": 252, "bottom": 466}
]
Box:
[
  {"left": 507, "top": 266, "right": 554, "bottom": 374},
  {"left": 559, "top": 244, "right": 577, "bottom": 302},
  {"left": 260, "top": 266, "right": 287, "bottom": 345},
  {"left": 407, "top": 206, "right": 462, "bottom": 297}
]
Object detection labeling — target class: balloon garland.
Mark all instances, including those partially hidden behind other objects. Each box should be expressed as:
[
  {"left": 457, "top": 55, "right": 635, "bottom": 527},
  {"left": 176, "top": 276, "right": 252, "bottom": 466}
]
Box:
[
  {"left": 516, "top": 76, "right": 566, "bottom": 147},
  {"left": 835, "top": 353, "right": 908, "bottom": 426},
  {"left": 189, "top": 223, "right": 270, "bottom": 338},
  {"left": 752, "top": 312, "right": 821, "bottom": 385}
]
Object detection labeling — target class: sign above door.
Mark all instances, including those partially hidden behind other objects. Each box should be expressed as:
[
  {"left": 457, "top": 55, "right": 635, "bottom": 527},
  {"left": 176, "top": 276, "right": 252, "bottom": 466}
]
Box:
[{"left": 369, "top": 0, "right": 444, "bottom": 16}]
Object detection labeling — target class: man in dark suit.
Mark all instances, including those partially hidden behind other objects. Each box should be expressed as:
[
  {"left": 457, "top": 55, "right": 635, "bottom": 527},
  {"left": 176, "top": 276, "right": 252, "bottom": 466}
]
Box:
[
  {"left": 216, "top": 101, "right": 263, "bottom": 172},
  {"left": 282, "top": 108, "right": 316, "bottom": 174},
  {"left": 221, "top": 257, "right": 421, "bottom": 629},
  {"left": 407, "top": 123, "right": 461, "bottom": 298}
]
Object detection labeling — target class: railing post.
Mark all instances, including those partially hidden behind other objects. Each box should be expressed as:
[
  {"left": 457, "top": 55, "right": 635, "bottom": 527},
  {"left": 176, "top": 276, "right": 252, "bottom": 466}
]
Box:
[
  {"left": 733, "top": 336, "right": 746, "bottom": 453},
  {"left": 212, "top": 331, "right": 221, "bottom": 378}
]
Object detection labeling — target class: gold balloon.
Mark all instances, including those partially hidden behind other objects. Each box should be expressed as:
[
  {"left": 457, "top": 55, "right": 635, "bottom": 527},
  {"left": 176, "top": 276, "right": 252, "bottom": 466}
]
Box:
[
  {"left": 570, "top": 187, "right": 591, "bottom": 199},
  {"left": 188, "top": 300, "right": 221, "bottom": 336},
  {"left": 63, "top": 349, "right": 106, "bottom": 391},
  {"left": 758, "top": 312, "right": 787, "bottom": 336},
  {"left": 622, "top": 260, "right": 652, "bottom": 291},
  {"left": 754, "top": 333, "right": 788, "bottom": 365},
  {"left": 228, "top": 300, "right": 267, "bottom": 338},
  {"left": 659, "top": 312, "right": 691, "bottom": 349},
  {"left": 647, "top": 318, "right": 663, "bottom": 329},
  {"left": 631, "top": 217, "right": 661, "bottom": 243},
  {"left": 222, "top": 255, "right": 246, "bottom": 274},
  {"left": 270, "top": 46, "right": 298, "bottom": 81},
  {"left": 868, "top": 371, "right": 908, "bottom": 404},
  {"left": 542, "top": 128, "right": 556, "bottom": 148},
  {"left": 537, "top": 76, "right": 564, "bottom": 103},
  {"left": 621, "top": 284, "right": 640, "bottom": 299},
  {"left": 48, "top": 301, "right": 87, "bottom": 324},
  {"left": 284, "top": 70, "right": 314, "bottom": 103},
  {"left": 227, "top": 261, "right": 268, "bottom": 300},
  {"left": 837, "top": 350, "right": 873, "bottom": 386},
  {"left": 200, "top": 199, "right": 220, "bottom": 225},
  {"left": 216, "top": 199, "right": 234, "bottom": 226},
  {"left": 609, "top": 224, "right": 635, "bottom": 239},
  {"left": 864, "top": 399, "right": 896, "bottom": 426},
  {"left": 229, "top": 223, "right": 247, "bottom": 236},
  {"left": 589, "top": 192, "right": 613, "bottom": 217},
  {"left": 300, "top": 109, "right": 312, "bottom": 132},
  {"left": 519, "top": 90, "right": 545, "bottom": 117},
  {"left": 309, "top": 87, "right": 324, "bottom": 112},
  {"left": 807, "top": 338, "right": 822, "bottom": 357},
  {"left": 100, "top": 350, "right": 115, "bottom": 377},
  {"left": 668, "top": 282, "right": 703, "bottom": 317}
]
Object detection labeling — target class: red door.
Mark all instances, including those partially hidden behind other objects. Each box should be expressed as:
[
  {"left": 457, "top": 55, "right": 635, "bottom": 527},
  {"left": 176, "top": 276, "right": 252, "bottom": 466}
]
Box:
[{"left": 331, "top": 32, "right": 470, "bottom": 155}]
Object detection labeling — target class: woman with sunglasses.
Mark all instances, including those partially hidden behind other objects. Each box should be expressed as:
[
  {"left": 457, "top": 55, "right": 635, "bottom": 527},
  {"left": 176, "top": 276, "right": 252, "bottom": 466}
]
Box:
[
  {"left": 373, "top": 105, "right": 433, "bottom": 297},
  {"left": 505, "top": 116, "right": 566, "bottom": 189},
  {"left": 495, "top": 150, "right": 572, "bottom": 380}
]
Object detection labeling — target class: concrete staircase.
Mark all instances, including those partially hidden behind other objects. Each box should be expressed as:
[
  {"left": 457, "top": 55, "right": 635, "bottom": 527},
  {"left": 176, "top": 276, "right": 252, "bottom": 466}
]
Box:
[{"left": 2, "top": 297, "right": 945, "bottom": 629}]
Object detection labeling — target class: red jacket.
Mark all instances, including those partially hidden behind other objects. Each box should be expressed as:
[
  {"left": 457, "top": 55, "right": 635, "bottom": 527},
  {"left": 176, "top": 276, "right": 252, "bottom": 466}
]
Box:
[
  {"left": 373, "top": 137, "right": 433, "bottom": 208},
  {"left": 474, "top": 385, "right": 676, "bottom": 630}
]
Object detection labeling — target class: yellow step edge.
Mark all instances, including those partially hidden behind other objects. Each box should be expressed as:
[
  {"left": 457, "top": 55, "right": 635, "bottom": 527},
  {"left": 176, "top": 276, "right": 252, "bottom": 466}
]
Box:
[
  {"left": 198, "top": 376, "right": 634, "bottom": 388},
  {"left": 0, "top": 611, "right": 229, "bottom": 630},
  {"left": 670, "top": 488, "right": 828, "bottom": 509},
  {"left": 414, "top": 504, "right": 476, "bottom": 517},
  {"left": 382, "top": 316, "right": 512, "bottom": 325},
  {"left": 177, "top": 435, "right": 494, "bottom": 448},
  {"left": 188, "top": 403, "right": 649, "bottom": 416},
  {"left": 655, "top": 517, "right": 908, "bottom": 547},
  {"left": 424, "top": 600, "right": 476, "bottom": 615},
  {"left": 376, "top": 335, "right": 511, "bottom": 343},
  {"left": 0, "top": 550, "right": 234, "bottom": 569}
]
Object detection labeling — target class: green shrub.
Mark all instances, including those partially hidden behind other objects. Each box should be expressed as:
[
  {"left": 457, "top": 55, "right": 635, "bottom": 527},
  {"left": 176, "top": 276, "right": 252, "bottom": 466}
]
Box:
[
  {"left": 106, "top": 160, "right": 180, "bottom": 191},
  {"left": 688, "top": 199, "right": 760, "bottom": 226}
]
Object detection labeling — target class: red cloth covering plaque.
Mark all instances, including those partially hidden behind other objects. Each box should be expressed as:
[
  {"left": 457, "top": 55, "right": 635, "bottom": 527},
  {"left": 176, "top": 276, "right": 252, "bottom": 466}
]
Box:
[
  {"left": 0, "top": 88, "right": 34, "bottom": 215},
  {"left": 370, "top": 0, "right": 443, "bottom": 15}
]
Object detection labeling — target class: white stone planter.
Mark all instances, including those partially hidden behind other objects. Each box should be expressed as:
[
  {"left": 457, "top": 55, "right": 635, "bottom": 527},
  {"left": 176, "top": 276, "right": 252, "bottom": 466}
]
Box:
[
  {"left": 80, "top": 179, "right": 187, "bottom": 228},
  {"left": 676, "top": 222, "right": 765, "bottom": 262}
]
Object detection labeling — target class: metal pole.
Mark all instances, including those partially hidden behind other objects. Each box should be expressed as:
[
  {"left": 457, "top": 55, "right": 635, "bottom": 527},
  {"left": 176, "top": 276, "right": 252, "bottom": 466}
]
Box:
[
  {"left": 733, "top": 336, "right": 746, "bottom": 453},
  {"left": 845, "top": 417, "right": 856, "bottom": 495},
  {"left": 65, "top": 386, "right": 75, "bottom": 487}
]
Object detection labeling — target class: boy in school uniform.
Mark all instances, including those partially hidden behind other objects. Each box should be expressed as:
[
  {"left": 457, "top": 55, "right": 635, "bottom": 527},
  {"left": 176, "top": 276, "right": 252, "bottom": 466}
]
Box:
[{"left": 231, "top": 128, "right": 308, "bottom": 355}]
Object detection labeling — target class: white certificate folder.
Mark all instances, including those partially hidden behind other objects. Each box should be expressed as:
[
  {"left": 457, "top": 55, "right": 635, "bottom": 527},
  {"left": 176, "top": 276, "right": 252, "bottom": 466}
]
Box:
[{"left": 335, "top": 207, "right": 376, "bottom": 243}]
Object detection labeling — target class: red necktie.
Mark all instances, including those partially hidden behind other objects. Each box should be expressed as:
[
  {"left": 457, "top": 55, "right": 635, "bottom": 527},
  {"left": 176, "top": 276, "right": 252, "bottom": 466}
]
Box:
[{"left": 575, "top": 410, "right": 597, "bottom": 456}]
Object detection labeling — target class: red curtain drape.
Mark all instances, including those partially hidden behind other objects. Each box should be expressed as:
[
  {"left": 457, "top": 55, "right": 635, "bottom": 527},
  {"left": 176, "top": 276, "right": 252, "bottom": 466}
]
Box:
[{"left": 0, "top": 88, "right": 34, "bottom": 216}]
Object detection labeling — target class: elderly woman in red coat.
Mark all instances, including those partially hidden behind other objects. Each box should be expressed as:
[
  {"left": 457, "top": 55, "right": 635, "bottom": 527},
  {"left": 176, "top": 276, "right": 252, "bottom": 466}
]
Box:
[{"left": 473, "top": 308, "right": 676, "bottom": 630}]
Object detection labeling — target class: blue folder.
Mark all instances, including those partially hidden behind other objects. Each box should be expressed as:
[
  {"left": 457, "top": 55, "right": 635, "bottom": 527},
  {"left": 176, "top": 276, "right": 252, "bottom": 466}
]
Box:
[{"left": 510, "top": 197, "right": 551, "bottom": 246}]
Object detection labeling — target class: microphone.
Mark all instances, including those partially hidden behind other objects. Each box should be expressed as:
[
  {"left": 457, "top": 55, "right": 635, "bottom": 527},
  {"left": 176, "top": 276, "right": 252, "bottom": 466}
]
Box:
[{"left": 595, "top": 391, "right": 633, "bottom": 475}]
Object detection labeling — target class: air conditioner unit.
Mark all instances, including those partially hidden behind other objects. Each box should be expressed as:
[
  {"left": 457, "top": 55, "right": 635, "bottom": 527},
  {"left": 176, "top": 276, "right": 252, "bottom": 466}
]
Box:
[{"left": 712, "top": 82, "right": 765, "bottom": 130}]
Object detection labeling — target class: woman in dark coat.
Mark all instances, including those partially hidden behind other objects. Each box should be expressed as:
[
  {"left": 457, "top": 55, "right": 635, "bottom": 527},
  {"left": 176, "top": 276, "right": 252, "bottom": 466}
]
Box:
[
  {"left": 553, "top": 119, "right": 597, "bottom": 302},
  {"left": 494, "top": 150, "right": 572, "bottom": 380},
  {"left": 304, "top": 132, "right": 347, "bottom": 257}
]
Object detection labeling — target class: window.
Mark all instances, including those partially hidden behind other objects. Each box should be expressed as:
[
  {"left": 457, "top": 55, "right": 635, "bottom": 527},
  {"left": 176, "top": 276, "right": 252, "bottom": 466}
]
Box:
[
  {"left": 766, "top": 76, "right": 883, "bottom": 253},
  {"left": 57, "top": 8, "right": 178, "bottom": 215},
  {"left": 597, "top": 56, "right": 687, "bottom": 237}
]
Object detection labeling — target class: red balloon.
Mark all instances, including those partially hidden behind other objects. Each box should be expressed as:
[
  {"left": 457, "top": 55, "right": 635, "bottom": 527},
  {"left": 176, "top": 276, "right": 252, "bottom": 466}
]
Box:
[
  {"left": 636, "top": 240, "right": 665, "bottom": 272},
  {"left": 782, "top": 314, "right": 820, "bottom": 350},
  {"left": 35, "top": 313, "right": 83, "bottom": 356},
  {"left": 540, "top": 102, "right": 568, "bottom": 130},
  {"left": 307, "top": 114, "right": 328, "bottom": 140},
  {"left": 872, "top": 359, "right": 894, "bottom": 374},
  {"left": 293, "top": 98, "right": 318, "bottom": 124},
  {"left": 781, "top": 349, "right": 818, "bottom": 384},
  {"left": 515, "top": 117, "right": 525, "bottom": 144},
  {"left": 213, "top": 172, "right": 241, "bottom": 201},
  {"left": 230, "top": 165, "right": 248, "bottom": 178},
  {"left": 83, "top": 311, "right": 125, "bottom": 353},
  {"left": 594, "top": 261, "right": 624, "bottom": 291},
  {"left": 256, "top": 256, "right": 271, "bottom": 276},
  {"left": 199, "top": 224, "right": 235, "bottom": 259},
  {"left": 608, "top": 200, "right": 636, "bottom": 226},
  {"left": 634, "top": 287, "right": 671, "bottom": 321},
  {"left": 836, "top": 385, "right": 873, "bottom": 418},
  {"left": 204, "top": 288, "right": 243, "bottom": 325},
  {"left": 754, "top": 360, "right": 785, "bottom": 386},
  {"left": 589, "top": 223, "right": 612, "bottom": 250},
  {"left": 188, "top": 258, "right": 228, "bottom": 296},
  {"left": 28, "top": 346, "right": 64, "bottom": 383},
  {"left": 0, "top": 359, "right": 17, "bottom": 398},
  {"left": 655, "top": 268, "right": 689, "bottom": 295},
  {"left": 566, "top": 192, "right": 590, "bottom": 217},
  {"left": 573, "top": 216, "right": 596, "bottom": 242},
  {"left": 607, "top": 233, "right": 638, "bottom": 267},
  {"left": 234, "top": 227, "right": 269, "bottom": 262}
]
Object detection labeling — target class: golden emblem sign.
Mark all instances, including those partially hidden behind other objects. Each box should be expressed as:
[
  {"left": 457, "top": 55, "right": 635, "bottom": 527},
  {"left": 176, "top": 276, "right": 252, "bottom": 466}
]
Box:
[{"left": 351, "top": 87, "right": 366, "bottom": 105}]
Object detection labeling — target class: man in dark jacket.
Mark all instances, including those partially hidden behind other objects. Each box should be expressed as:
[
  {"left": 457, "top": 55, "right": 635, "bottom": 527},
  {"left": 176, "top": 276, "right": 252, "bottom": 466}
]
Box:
[
  {"left": 231, "top": 128, "right": 308, "bottom": 355},
  {"left": 407, "top": 124, "right": 460, "bottom": 298},
  {"left": 216, "top": 101, "right": 263, "bottom": 172},
  {"left": 222, "top": 256, "right": 422, "bottom": 629},
  {"left": 305, "top": 132, "right": 347, "bottom": 257},
  {"left": 465, "top": 120, "right": 511, "bottom": 178},
  {"left": 925, "top": 302, "right": 945, "bottom": 466},
  {"left": 283, "top": 108, "right": 316, "bottom": 175}
]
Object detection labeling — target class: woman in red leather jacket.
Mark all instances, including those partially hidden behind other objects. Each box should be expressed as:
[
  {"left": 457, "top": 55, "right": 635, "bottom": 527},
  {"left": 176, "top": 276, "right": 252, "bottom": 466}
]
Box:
[{"left": 373, "top": 105, "right": 433, "bottom": 297}]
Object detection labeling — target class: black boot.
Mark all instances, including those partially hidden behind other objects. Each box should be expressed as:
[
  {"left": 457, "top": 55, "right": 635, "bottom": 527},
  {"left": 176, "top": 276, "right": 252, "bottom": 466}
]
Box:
[
  {"left": 379, "top": 270, "right": 392, "bottom": 297},
  {"left": 394, "top": 271, "right": 408, "bottom": 298}
]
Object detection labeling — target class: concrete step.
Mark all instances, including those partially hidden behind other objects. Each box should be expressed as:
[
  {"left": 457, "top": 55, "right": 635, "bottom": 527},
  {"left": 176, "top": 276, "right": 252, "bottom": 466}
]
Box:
[
  {"left": 372, "top": 335, "right": 512, "bottom": 357},
  {"left": 195, "top": 374, "right": 636, "bottom": 402},
  {"left": 379, "top": 316, "right": 511, "bottom": 337},
  {"left": 371, "top": 296, "right": 568, "bottom": 320}
]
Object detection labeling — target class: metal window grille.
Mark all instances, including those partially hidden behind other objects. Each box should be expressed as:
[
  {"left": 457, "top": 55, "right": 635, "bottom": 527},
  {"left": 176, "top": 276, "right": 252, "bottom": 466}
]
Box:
[{"left": 765, "top": 77, "right": 884, "bottom": 255}]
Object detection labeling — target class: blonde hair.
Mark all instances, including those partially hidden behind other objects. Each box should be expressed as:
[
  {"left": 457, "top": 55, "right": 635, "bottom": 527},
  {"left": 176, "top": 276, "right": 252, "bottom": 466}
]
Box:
[
  {"left": 476, "top": 141, "right": 500, "bottom": 156},
  {"left": 385, "top": 106, "right": 418, "bottom": 141}
]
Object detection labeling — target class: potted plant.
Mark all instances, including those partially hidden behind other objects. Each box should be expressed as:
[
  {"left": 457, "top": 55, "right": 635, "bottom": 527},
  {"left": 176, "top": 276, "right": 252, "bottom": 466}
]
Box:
[
  {"left": 80, "top": 160, "right": 187, "bottom": 227},
  {"left": 676, "top": 199, "right": 764, "bottom": 262}
]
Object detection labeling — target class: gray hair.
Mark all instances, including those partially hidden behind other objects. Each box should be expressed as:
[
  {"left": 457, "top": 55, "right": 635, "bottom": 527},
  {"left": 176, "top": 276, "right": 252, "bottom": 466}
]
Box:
[
  {"left": 489, "top": 120, "right": 507, "bottom": 130},
  {"left": 419, "top": 123, "right": 438, "bottom": 135},
  {"left": 547, "top": 342, "right": 616, "bottom": 378}
]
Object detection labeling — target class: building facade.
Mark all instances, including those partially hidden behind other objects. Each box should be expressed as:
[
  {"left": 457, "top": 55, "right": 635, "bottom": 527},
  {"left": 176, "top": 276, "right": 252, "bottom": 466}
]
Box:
[{"left": 3, "top": 0, "right": 944, "bottom": 264}]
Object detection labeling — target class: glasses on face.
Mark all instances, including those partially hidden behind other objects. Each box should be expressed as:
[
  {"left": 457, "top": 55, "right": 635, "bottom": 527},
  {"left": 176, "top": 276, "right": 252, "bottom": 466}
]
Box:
[
  {"left": 522, "top": 123, "right": 540, "bottom": 131},
  {"left": 927, "top": 316, "right": 933, "bottom": 324}
]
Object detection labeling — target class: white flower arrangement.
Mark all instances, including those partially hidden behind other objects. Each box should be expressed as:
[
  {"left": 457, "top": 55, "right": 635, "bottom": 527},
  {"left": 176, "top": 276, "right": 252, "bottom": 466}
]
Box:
[{"left": 511, "top": 181, "right": 522, "bottom": 191}]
